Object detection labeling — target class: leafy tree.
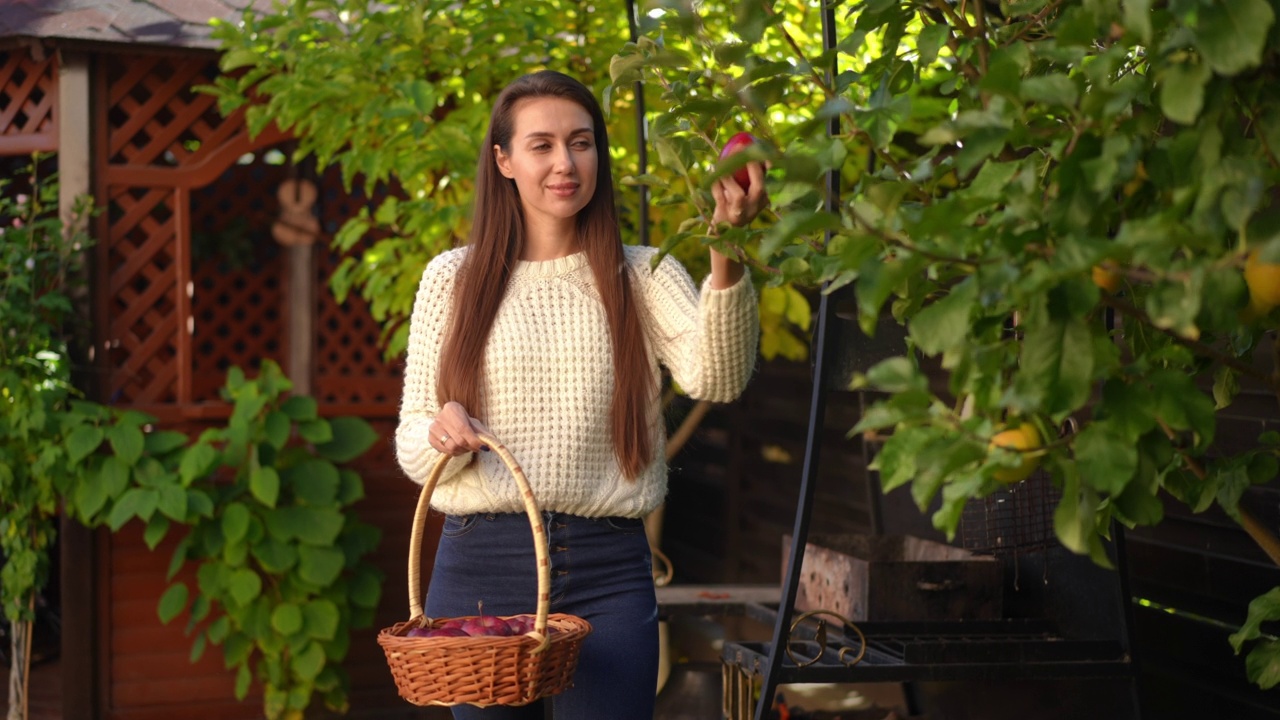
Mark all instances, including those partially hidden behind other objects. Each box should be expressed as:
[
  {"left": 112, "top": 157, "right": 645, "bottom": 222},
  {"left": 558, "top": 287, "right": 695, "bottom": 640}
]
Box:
[
  {"left": 207, "top": 0, "right": 1280, "bottom": 690},
  {"left": 0, "top": 160, "right": 97, "bottom": 719},
  {"left": 205, "top": 0, "right": 811, "bottom": 361},
  {"left": 612, "top": 0, "right": 1280, "bottom": 688}
]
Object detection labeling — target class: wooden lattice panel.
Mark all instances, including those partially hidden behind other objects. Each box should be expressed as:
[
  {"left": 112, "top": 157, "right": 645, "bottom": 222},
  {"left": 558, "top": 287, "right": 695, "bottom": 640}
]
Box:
[
  {"left": 189, "top": 160, "right": 290, "bottom": 402},
  {"left": 314, "top": 170, "right": 404, "bottom": 412},
  {"left": 0, "top": 49, "right": 57, "bottom": 155},
  {"left": 103, "top": 186, "right": 180, "bottom": 405},
  {"left": 105, "top": 54, "right": 232, "bottom": 168}
]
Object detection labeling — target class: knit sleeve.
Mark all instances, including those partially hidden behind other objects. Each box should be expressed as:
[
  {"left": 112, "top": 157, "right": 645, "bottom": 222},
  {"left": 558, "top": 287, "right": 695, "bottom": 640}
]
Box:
[
  {"left": 640, "top": 250, "right": 759, "bottom": 402},
  {"left": 395, "top": 251, "right": 473, "bottom": 485}
]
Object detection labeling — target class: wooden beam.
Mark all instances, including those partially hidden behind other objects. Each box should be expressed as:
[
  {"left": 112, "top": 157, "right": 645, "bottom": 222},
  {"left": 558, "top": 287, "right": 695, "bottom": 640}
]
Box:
[{"left": 57, "top": 48, "right": 99, "bottom": 720}]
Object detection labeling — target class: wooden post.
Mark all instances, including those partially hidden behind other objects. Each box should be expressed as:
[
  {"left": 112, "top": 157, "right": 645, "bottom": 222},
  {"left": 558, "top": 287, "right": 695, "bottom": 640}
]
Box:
[
  {"left": 57, "top": 49, "right": 99, "bottom": 720},
  {"left": 272, "top": 179, "right": 320, "bottom": 394}
]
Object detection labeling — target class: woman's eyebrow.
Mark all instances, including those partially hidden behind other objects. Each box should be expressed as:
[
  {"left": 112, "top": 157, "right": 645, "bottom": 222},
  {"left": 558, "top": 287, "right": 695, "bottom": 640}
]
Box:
[{"left": 522, "top": 128, "right": 594, "bottom": 140}]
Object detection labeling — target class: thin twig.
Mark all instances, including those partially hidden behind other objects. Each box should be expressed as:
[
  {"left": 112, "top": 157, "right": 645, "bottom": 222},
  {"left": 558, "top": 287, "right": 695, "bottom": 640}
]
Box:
[
  {"left": 1101, "top": 294, "right": 1276, "bottom": 388},
  {"left": 1000, "top": 0, "right": 1065, "bottom": 48},
  {"left": 1156, "top": 420, "right": 1280, "bottom": 567}
]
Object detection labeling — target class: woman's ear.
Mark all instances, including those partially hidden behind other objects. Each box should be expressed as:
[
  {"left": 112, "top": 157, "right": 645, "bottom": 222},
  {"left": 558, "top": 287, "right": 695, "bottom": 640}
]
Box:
[{"left": 494, "top": 145, "right": 515, "bottom": 179}]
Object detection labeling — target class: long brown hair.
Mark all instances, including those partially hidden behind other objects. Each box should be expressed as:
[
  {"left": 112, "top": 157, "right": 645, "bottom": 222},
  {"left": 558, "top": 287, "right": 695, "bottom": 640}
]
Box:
[{"left": 437, "top": 70, "right": 654, "bottom": 479}]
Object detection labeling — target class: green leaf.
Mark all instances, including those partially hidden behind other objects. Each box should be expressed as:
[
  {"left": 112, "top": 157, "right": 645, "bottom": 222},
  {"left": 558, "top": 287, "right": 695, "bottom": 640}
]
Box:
[
  {"left": 107, "top": 423, "right": 145, "bottom": 464},
  {"left": 1230, "top": 588, "right": 1280, "bottom": 651},
  {"left": 1195, "top": 0, "right": 1276, "bottom": 76},
  {"left": 280, "top": 395, "right": 317, "bottom": 421},
  {"left": 908, "top": 277, "right": 978, "bottom": 356},
  {"left": 1213, "top": 366, "right": 1240, "bottom": 409},
  {"left": 298, "top": 419, "right": 333, "bottom": 444},
  {"left": 303, "top": 600, "right": 340, "bottom": 640},
  {"left": 1159, "top": 60, "right": 1212, "bottom": 125},
  {"left": 222, "top": 502, "right": 252, "bottom": 544},
  {"left": 1020, "top": 74, "right": 1078, "bottom": 107},
  {"left": 251, "top": 538, "right": 298, "bottom": 573},
  {"left": 1112, "top": 476, "right": 1164, "bottom": 527},
  {"left": 265, "top": 410, "right": 292, "bottom": 450},
  {"left": 1054, "top": 466, "right": 1094, "bottom": 555},
  {"left": 143, "top": 514, "right": 170, "bottom": 550},
  {"left": 180, "top": 443, "right": 218, "bottom": 485},
  {"left": 234, "top": 663, "right": 252, "bottom": 700},
  {"left": 314, "top": 416, "right": 379, "bottom": 462},
  {"left": 864, "top": 357, "right": 926, "bottom": 394},
  {"left": 1244, "top": 640, "right": 1280, "bottom": 689},
  {"left": 75, "top": 469, "right": 109, "bottom": 521},
  {"left": 66, "top": 425, "right": 105, "bottom": 465},
  {"left": 609, "top": 52, "right": 645, "bottom": 85},
  {"left": 157, "top": 484, "right": 187, "bottom": 521},
  {"left": 1011, "top": 312, "right": 1095, "bottom": 417},
  {"left": 337, "top": 469, "right": 365, "bottom": 505},
  {"left": 271, "top": 603, "right": 303, "bottom": 635},
  {"left": 1124, "top": 0, "right": 1152, "bottom": 43},
  {"left": 297, "top": 545, "right": 345, "bottom": 586},
  {"left": 157, "top": 582, "right": 188, "bottom": 624},
  {"left": 251, "top": 466, "right": 281, "bottom": 507},
  {"left": 187, "top": 489, "right": 215, "bottom": 519},
  {"left": 871, "top": 427, "right": 941, "bottom": 493},
  {"left": 107, "top": 488, "right": 159, "bottom": 531},
  {"left": 189, "top": 633, "right": 207, "bottom": 664},
  {"left": 1074, "top": 422, "right": 1139, "bottom": 495},
  {"left": 1098, "top": 380, "right": 1157, "bottom": 442},
  {"left": 144, "top": 430, "right": 189, "bottom": 455},
  {"left": 292, "top": 641, "right": 327, "bottom": 682},
  {"left": 228, "top": 568, "right": 262, "bottom": 606},
  {"left": 290, "top": 459, "right": 341, "bottom": 506}
]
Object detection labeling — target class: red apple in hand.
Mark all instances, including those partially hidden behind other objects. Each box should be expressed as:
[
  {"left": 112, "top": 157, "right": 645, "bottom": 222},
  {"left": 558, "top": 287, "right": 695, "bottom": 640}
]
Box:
[{"left": 719, "top": 132, "right": 758, "bottom": 191}]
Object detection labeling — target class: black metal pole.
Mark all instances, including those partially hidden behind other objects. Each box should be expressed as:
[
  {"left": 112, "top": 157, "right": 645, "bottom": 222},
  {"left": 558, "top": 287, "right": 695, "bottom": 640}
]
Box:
[
  {"left": 753, "top": 3, "right": 840, "bottom": 718},
  {"left": 624, "top": 0, "right": 650, "bottom": 246}
]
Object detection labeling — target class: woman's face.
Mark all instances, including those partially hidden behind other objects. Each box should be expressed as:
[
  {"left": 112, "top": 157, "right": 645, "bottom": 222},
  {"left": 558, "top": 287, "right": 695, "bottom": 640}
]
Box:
[{"left": 494, "top": 96, "right": 598, "bottom": 231}]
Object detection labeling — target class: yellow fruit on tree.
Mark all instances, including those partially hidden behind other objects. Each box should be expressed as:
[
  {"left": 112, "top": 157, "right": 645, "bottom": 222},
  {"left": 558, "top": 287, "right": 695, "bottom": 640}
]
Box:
[
  {"left": 1092, "top": 264, "right": 1121, "bottom": 294},
  {"left": 989, "top": 423, "right": 1043, "bottom": 484},
  {"left": 1244, "top": 250, "right": 1280, "bottom": 316}
]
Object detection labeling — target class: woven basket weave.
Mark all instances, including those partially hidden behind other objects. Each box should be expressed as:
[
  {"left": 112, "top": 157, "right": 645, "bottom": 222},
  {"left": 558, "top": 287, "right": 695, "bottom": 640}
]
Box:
[{"left": 377, "top": 433, "right": 592, "bottom": 706}]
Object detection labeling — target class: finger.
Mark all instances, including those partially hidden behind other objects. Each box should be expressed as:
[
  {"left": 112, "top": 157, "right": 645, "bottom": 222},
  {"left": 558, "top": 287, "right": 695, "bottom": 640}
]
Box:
[
  {"left": 471, "top": 420, "right": 494, "bottom": 451},
  {"left": 711, "top": 177, "right": 728, "bottom": 207},
  {"left": 745, "top": 163, "right": 766, "bottom": 201}
]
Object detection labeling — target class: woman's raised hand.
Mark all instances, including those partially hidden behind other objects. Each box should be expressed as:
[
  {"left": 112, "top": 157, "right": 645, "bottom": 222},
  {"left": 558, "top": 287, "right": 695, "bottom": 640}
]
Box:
[
  {"left": 711, "top": 161, "right": 769, "bottom": 228},
  {"left": 429, "top": 401, "right": 491, "bottom": 456}
]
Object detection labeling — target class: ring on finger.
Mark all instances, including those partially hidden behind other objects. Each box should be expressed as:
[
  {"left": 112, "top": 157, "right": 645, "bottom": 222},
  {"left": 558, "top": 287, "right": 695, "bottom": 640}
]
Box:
[{"left": 439, "top": 432, "right": 450, "bottom": 443}]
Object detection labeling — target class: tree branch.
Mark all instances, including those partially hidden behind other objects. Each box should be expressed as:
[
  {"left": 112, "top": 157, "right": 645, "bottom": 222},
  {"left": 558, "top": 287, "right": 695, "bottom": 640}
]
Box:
[{"left": 1101, "top": 294, "right": 1276, "bottom": 389}]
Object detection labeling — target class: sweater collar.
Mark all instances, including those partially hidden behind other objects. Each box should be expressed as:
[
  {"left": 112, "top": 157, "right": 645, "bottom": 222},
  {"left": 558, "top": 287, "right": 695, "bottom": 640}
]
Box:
[{"left": 511, "top": 251, "right": 588, "bottom": 278}]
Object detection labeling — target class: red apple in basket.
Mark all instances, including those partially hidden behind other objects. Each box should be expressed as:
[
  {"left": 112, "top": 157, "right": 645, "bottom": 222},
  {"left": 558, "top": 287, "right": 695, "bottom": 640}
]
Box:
[
  {"left": 461, "top": 615, "right": 515, "bottom": 636},
  {"left": 423, "top": 627, "right": 469, "bottom": 638},
  {"left": 505, "top": 615, "right": 537, "bottom": 635},
  {"left": 719, "top": 132, "right": 758, "bottom": 191}
]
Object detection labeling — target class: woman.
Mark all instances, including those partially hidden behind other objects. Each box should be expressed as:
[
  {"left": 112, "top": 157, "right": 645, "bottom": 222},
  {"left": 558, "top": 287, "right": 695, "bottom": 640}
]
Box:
[{"left": 395, "top": 70, "right": 767, "bottom": 719}]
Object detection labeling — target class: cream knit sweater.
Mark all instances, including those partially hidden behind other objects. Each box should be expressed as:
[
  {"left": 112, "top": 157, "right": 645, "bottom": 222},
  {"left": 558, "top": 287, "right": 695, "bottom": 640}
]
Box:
[{"left": 394, "top": 244, "right": 758, "bottom": 518}]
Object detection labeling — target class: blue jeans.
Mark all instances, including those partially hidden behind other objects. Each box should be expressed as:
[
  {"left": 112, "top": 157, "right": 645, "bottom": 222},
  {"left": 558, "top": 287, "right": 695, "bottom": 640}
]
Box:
[{"left": 425, "top": 511, "right": 659, "bottom": 720}]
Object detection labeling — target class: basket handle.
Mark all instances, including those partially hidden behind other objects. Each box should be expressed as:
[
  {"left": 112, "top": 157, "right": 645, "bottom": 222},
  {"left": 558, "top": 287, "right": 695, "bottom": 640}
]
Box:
[{"left": 406, "top": 433, "right": 553, "bottom": 651}]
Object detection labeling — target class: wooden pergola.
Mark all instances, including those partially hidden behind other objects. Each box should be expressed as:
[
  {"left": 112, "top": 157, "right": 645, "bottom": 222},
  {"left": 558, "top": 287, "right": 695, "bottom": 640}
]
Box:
[{"left": 1, "top": 5, "right": 431, "bottom": 718}]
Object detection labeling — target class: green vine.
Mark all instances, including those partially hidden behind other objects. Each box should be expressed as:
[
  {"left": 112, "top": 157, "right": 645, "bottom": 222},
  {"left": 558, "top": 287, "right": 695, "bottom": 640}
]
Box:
[{"left": 2, "top": 157, "right": 383, "bottom": 719}]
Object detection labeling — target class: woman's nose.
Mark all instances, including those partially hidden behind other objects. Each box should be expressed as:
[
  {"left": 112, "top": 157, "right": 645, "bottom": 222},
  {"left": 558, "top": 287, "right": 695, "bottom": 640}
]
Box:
[{"left": 553, "top": 145, "right": 575, "bottom": 172}]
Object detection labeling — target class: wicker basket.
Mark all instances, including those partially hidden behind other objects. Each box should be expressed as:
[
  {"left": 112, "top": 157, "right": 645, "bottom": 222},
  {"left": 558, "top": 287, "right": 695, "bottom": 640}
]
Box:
[{"left": 377, "top": 433, "right": 592, "bottom": 706}]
